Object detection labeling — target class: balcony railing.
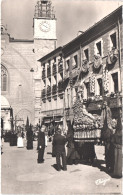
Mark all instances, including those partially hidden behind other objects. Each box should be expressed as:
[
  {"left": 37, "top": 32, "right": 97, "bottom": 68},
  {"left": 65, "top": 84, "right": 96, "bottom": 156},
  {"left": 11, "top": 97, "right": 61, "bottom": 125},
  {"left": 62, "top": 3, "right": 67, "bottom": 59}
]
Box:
[
  {"left": 58, "top": 60, "right": 63, "bottom": 73},
  {"left": 47, "top": 66, "right": 51, "bottom": 77},
  {"left": 41, "top": 89, "right": 46, "bottom": 99},
  {"left": 47, "top": 86, "right": 51, "bottom": 97},
  {"left": 52, "top": 63, "right": 57, "bottom": 75},
  {"left": 52, "top": 84, "right": 57, "bottom": 96},
  {"left": 58, "top": 80, "right": 64, "bottom": 94},
  {"left": 42, "top": 69, "right": 46, "bottom": 80}
]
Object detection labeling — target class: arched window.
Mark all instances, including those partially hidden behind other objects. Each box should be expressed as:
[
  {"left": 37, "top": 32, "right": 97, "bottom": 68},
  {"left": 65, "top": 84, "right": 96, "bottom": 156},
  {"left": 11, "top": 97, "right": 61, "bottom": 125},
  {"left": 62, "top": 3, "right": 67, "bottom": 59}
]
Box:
[{"left": 1, "top": 65, "right": 8, "bottom": 92}]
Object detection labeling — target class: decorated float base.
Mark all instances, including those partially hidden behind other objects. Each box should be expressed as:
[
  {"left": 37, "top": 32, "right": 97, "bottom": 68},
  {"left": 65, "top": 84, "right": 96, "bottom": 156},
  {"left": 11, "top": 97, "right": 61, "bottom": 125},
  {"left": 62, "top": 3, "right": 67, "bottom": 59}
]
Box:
[{"left": 74, "top": 129, "right": 101, "bottom": 142}]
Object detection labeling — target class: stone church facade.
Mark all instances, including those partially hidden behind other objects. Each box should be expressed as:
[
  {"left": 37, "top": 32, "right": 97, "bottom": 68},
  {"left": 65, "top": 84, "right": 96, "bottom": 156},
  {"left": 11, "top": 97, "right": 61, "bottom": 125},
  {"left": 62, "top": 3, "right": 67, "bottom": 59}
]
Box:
[{"left": 1, "top": 0, "right": 57, "bottom": 130}]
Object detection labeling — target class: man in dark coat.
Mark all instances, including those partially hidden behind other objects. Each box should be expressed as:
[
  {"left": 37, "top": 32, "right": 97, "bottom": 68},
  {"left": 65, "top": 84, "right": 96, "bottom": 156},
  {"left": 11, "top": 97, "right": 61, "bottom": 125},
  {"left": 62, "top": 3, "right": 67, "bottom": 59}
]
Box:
[
  {"left": 66, "top": 122, "right": 80, "bottom": 165},
  {"left": 52, "top": 128, "right": 67, "bottom": 171},
  {"left": 27, "top": 125, "right": 33, "bottom": 150},
  {"left": 101, "top": 101, "right": 114, "bottom": 172},
  {"left": 37, "top": 125, "right": 46, "bottom": 163}
]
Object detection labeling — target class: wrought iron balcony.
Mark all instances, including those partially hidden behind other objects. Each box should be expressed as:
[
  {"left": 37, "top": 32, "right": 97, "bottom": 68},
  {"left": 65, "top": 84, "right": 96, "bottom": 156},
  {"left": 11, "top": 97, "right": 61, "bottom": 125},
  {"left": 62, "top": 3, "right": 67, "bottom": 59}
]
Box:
[
  {"left": 52, "top": 84, "right": 57, "bottom": 96},
  {"left": 58, "top": 60, "right": 63, "bottom": 73},
  {"left": 47, "top": 66, "right": 51, "bottom": 77},
  {"left": 42, "top": 69, "right": 46, "bottom": 80},
  {"left": 47, "top": 85, "right": 51, "bottom": 97},
  {"left": 52, "top": 63, "right": 57, "bottom": 75}
]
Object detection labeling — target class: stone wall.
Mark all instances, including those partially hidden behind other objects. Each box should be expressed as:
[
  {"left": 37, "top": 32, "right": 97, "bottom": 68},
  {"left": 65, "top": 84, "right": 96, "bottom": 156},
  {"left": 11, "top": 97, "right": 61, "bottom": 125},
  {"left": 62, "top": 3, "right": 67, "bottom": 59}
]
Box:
[{"left": 1, "top": 34, "right": 35, "bottom": 125}]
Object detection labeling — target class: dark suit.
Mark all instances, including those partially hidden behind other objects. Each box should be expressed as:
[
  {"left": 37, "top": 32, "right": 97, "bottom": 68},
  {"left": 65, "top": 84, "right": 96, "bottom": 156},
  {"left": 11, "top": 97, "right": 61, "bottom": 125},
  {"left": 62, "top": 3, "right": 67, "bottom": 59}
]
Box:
[
  {"left": 37, "top": 131, "right": 45, "bottom": 163},
  {"left": 27, "top": 130, "right": 33, "bottom": 150},
  {"left": 53, "top": 134, "right": 67, "bottom": 170}
]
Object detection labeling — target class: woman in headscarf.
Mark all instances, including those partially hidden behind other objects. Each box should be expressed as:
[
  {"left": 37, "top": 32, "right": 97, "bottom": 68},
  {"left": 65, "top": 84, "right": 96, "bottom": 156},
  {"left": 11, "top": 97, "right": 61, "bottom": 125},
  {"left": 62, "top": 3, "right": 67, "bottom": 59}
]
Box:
[
  {"left": 101, "top": 100, "right": 114, "bottom": 172},
  {"left": 26, "top": 124, "right": 33, "bottom": 150},
  {"left": 112, "top": 109, "right": 122, "bottom": 178},
  {"left": 66, "top": 121, "right": 80, "bottom": 165}
]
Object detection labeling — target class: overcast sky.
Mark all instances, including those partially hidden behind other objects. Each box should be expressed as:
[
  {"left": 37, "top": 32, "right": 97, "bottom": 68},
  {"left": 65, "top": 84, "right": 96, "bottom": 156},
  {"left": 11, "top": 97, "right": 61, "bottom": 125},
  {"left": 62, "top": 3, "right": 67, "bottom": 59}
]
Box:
[{"left": 1, "top": 0, "right": 123, "bottom": 47}]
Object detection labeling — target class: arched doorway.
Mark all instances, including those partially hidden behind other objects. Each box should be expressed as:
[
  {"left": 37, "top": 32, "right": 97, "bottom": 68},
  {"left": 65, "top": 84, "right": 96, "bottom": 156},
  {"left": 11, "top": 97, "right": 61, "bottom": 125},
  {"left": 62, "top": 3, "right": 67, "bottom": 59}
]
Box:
[
  {"left": 1, "top": 96, "right": 11, "bottom": 131},
  {"left": 16, "top": 109, "right": 32, "bottom": 125}
]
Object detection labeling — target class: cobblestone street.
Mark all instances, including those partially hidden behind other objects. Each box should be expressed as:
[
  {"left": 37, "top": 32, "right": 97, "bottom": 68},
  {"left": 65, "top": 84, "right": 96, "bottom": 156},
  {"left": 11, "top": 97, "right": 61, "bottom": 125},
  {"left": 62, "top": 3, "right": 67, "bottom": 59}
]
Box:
[{"left": 1, "top": 140, "right": 122, "bottom": 194}]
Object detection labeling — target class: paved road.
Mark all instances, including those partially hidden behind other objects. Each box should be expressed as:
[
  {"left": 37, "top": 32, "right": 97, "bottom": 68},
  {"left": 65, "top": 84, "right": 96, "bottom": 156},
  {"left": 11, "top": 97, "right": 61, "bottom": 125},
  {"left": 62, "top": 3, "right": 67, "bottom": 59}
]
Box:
[{"left": 1, "top": 140, "right": 122, "bottom": 194}]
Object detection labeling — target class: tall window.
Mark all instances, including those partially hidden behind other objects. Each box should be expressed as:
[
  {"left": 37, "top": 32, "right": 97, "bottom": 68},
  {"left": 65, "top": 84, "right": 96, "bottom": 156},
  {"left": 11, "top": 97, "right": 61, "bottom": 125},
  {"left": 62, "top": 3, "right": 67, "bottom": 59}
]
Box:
[
  {"left": 73, "top": 55, "right": 78, "bottom": 69},
  {"left": 66, "top": 59, "right": 70, "bottom": 71},
  {"left": 48, "top": 60, "right": 51, "bottom": 66},
  {"left": 97, "top": 78, "right": 103, "bottom": 96},
  {"left": 1, "top": 65, "right": 8, "bottom": 92},
  {"left": 54, "top": 57, "right": 56, "bottom": 63},
  {"left": 95, "top": 41, "right": 102, "bottom": 56},
  {"left": 112, "top": 72, "right": 118, "bottom": 93},
  {"left": 110, "top": 32, "right": 117, "bottom": 49},
  {"left": 84, "top": 48, "right": 89, "bottom": 61},
  {"left": 85, "top": 82, "right": 90, "bottom": 97}
]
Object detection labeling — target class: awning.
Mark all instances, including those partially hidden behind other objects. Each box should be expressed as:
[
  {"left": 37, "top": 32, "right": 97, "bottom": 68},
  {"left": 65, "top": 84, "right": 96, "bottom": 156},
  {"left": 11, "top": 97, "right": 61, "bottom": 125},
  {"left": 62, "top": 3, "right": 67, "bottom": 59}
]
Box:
[
  {"left": 44, "top": 120, "right": 51, "bottom": 124},
  {"left": 43, "top": 117, "right": 52, "bottom": 124},
  {"left": 55, "top": 118, "right": 63, "bottom": 123}
]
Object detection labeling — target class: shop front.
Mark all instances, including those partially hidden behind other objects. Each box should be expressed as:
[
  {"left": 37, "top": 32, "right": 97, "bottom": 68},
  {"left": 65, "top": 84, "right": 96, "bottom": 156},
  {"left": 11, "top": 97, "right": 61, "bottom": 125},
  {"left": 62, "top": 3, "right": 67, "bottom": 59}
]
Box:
[{"left": 42, "top": 109, "right": 64, "bottom": 133}]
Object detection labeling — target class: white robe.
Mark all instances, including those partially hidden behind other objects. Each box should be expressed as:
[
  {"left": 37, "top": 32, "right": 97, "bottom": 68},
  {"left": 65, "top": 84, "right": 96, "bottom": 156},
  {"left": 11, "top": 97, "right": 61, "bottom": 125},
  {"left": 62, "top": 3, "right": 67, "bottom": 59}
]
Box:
[{"left": 17, "top": 137, "right": 24, "bottom": 148}]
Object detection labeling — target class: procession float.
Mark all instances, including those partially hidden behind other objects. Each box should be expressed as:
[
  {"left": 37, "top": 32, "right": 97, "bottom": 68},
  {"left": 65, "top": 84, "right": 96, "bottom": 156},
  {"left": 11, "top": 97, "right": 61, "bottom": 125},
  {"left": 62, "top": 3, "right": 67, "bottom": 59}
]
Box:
[
  {"left": 73, "top": 94, "right": 103, "bottom": 142},
  {"left": 72, "top": 82, "right": 116, "bottom": 142}
]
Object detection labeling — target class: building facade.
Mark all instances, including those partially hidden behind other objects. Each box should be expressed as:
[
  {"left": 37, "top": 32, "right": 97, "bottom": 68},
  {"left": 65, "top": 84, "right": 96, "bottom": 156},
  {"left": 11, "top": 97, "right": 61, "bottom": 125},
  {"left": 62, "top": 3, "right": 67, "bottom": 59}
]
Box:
[
  {"left": 63, "top": 5, "right": 122, "bottom": 126},
  {"left": 39, "top": 47, "right": 64, "bottom": 130},
  {"left": 1, "top": 0, "right": 57, "bottom": 130},
  {"left": 1, "top": 3, "right": 122, "bottom": 131},
  {"left": 1, "top": 25, "right": 35, "bottom": 130},
  {"left": 39, "top": 6, "right": 122, "bottom": 131}
]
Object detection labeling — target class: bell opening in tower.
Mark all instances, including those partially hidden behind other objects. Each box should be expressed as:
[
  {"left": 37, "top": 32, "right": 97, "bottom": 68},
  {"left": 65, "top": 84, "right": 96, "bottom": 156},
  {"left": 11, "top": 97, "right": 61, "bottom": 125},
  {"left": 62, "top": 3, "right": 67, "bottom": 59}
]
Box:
[{"left": 34, "top": 0, "right": 55, "bottom": 19}]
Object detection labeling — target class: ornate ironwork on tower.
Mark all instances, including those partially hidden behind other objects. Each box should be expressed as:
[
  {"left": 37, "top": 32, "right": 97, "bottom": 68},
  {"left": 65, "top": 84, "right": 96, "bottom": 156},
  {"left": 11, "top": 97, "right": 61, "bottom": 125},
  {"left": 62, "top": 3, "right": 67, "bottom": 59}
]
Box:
[{"left": 34, "top": 0, "right": 55, "bottom": 18}]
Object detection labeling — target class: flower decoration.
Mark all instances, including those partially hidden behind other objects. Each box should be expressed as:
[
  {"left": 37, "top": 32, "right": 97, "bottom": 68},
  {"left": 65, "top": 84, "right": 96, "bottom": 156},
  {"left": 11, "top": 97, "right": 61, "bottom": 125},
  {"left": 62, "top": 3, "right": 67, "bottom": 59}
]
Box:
[
  {"left": 89, "top": 73, "right": 95, "bottom": 94},
  {"left": 93, "top": 54, "right": 102, "bottom": 69},
  {"left": 82, "top": 59, "right": 89, "bottom": 73},
  {"left": 106, "top": 48, "right": 118, "bottom": 65},
  {"left": 102, "top": 65, "right": 109, "bottom": 92}
]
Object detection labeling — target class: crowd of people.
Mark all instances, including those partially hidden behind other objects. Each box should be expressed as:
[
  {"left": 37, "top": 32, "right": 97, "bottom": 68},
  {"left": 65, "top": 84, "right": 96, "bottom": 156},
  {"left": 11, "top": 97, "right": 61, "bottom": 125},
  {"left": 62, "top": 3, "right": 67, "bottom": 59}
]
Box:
[
  {"left": 36, "top": 110, "right": 122, "bottom": 178},
  {"left": 1, "top": 104, "right": 122, "bottom": 179}
]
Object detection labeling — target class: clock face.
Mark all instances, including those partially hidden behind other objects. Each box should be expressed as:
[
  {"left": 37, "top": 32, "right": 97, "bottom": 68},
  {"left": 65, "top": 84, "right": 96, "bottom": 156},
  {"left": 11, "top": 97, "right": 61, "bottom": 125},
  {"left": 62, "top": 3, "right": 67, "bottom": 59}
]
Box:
[{"left": 39, "top": 21, "right": 50, "bottom": 32}]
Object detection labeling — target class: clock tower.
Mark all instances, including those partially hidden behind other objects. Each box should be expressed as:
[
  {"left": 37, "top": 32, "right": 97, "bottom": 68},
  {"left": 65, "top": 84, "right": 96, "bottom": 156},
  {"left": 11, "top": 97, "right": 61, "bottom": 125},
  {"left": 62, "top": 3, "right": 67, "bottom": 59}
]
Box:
[
  {"left": 34, "top": 0, "right": 57, "bottom": 58},
  {"left": 33, "top": 0, "right": 57, "bottom": 125}
]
